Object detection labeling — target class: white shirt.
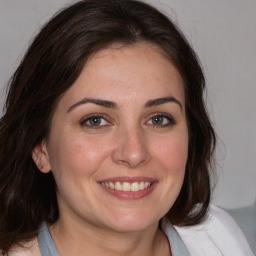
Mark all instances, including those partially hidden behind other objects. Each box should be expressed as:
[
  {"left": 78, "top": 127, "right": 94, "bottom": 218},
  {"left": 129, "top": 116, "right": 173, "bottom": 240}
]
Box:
[{"left": 162, "top": 205, "right": 254, "bottom": 255}]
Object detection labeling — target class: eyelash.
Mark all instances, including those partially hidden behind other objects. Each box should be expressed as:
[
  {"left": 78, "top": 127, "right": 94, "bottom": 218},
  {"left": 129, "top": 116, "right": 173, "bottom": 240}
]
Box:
[
  {"left": 79, "top": 114, "right": 110, "bottom": 129},
  {"left": 146, "top": 113, "right": 176, "bottom": 127},
  {"left": 79, "top": 113, "right": 176, "bottom": 129}
]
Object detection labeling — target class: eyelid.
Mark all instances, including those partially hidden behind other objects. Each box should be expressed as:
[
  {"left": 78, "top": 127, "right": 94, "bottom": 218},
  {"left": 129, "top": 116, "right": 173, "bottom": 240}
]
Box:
[
  {"left": 79, "top": 113, "right": 113, "bottom": 128},
  {"left": 145, "top": 112, "right": 176, "bottom": 126}
]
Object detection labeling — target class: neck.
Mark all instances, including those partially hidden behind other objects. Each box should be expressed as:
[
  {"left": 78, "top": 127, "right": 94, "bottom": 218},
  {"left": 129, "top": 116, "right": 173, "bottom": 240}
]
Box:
[{"left": 49, "top": 216, "right": 171, "bottom": 256}]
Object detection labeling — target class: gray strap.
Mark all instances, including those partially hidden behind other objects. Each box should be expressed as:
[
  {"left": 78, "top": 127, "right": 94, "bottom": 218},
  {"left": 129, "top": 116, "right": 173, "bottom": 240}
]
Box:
[
  {"left": 38, "top": 222, "right": 60, "bottom": 256},
  {"left": 161, "top": 219, "right": 191, "bottom": 256}
]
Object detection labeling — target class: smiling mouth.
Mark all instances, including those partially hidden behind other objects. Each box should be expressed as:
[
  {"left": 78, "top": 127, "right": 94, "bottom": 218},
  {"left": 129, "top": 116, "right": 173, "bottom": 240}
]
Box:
[
  {"left": 98, "top": 177, "right": 157, "bottom": 199},
  {"left": 100, "top": 181, "right": 152, "bottom": 192}
]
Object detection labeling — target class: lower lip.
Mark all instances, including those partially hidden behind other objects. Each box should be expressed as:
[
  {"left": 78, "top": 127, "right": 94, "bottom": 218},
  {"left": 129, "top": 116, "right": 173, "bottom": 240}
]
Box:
[{"left": 99, "top": 182, "right": 158, "bottom": 200}]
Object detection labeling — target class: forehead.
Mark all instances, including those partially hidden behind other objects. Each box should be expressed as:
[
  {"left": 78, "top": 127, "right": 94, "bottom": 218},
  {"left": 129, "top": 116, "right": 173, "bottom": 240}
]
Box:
[{"left": 59, "top": 42, "right": 185, "bottom": 109}]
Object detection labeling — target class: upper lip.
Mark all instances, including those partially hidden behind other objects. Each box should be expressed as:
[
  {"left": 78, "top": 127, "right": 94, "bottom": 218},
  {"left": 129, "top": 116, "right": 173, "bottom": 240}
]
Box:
[{"left": 98, "top": 176, "right": 158, "bottom": 183}]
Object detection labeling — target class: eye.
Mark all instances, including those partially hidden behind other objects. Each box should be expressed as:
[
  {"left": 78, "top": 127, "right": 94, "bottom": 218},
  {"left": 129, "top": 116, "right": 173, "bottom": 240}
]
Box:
[
  {"left": 80, "top": 115, "right": 110, "bottom": 128},
  {"left": 146, "top": 114, "right": 176, "bottom": 127}
]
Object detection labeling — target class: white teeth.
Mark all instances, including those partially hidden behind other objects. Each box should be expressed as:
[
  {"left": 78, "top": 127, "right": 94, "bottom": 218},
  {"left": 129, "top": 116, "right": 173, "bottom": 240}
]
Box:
[
  {"left": 115, "top": 182, "right": 122, "bottom": 191},
  {"left": 131, "top": 182, "right": 140, "bottom": 192},
  {"left": 122, "top": 182, "right": 131, "bottom": 191},
  {"left": 101, "top": 181, "right": 152, "bottom": 191},
  {"left": 109, "top": 182, "right": 115, "bottom": 189},
  {"left": 139, "top": 181, "right": 145, "bottom": 190},
  {"left": 145, "top": 182, "right": 150, "bottom": 188}
]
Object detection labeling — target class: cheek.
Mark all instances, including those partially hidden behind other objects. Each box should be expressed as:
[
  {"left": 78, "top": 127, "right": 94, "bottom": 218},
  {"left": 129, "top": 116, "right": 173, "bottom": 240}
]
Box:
[
  {"left": 48, "top": 134, "right": 111, "bottom": 178},
  {"left": 153, "top": 133, "right": 188, "bottom": 173},
  {"left": 148, "top": 132, "right": 188, "bottom": 216},
  {"left": 48, "top": 136, "right": 112, "bottom": 205}
]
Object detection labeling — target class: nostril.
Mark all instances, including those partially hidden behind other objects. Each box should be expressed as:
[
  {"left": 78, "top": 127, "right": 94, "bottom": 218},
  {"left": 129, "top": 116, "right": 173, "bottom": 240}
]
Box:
[
  {"left": 115, "top": 157, "right": 147, "bottom": 168},
  {"left": 111, "top": 130, "right": 150, "bottom": 168}
]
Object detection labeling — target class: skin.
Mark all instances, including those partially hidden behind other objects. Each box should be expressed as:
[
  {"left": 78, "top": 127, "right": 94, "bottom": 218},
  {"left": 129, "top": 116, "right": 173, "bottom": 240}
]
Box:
[{"left": 33, "top": 42, "right": 188, "bottom": 256}]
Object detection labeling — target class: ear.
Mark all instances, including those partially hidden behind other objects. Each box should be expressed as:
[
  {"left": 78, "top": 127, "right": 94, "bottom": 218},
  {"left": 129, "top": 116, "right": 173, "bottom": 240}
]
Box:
[{"left": 32, "top": 141, "right": 51, "bottom": 173}]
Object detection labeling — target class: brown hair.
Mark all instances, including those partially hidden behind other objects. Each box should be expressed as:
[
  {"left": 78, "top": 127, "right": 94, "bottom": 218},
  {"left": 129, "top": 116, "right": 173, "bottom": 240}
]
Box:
[{"left": 0, "top": 0, "right": 216, "bottom": 252}]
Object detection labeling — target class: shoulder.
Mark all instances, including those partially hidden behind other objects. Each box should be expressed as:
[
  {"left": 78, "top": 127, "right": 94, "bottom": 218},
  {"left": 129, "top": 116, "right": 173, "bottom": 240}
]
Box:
[
  {"left": 1, "top": 238, "right": 40, "bottom": 256},
  {"left": 172, "top": 205, "right": 254, "bottom": 256}
]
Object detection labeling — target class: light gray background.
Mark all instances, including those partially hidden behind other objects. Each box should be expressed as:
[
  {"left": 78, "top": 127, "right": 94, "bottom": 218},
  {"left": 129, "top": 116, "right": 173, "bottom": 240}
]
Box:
[{"left": 0, "top": 0, "right": 255, "bottom": 209}]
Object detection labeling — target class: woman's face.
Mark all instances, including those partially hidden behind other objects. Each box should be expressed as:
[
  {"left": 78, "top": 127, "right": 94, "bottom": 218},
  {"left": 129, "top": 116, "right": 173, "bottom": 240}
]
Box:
[{"left": 34, "top": 42, "right": 188, "bottom": 232}]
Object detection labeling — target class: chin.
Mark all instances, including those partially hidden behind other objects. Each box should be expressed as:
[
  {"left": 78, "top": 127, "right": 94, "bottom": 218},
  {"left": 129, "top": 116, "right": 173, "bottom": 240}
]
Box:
[{"left": 101, "top": 210, "right": 160, "bottom": 233}]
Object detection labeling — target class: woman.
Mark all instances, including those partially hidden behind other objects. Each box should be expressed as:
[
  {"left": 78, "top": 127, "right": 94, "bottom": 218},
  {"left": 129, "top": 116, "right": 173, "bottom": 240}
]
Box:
[{"left": 0, "top": 0, "right": 253, "bottom": 255}]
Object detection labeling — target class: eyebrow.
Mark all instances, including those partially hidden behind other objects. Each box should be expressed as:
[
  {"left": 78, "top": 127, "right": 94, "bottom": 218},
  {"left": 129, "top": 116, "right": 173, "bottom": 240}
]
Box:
[
  {"left": 67, "top": 96, "right": 182, "bottom": 113},
  {"left": 145, "top": 97, "right": 183, "bottom": 110},
  {"left": 67, "top": 98, "right": 118, "bottom": 112}
]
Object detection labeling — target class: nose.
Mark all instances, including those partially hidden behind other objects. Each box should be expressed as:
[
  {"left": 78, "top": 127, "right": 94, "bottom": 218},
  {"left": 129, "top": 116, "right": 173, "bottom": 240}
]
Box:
[{"left": 111, "top": 127, "right": 150, "bottom": 168}]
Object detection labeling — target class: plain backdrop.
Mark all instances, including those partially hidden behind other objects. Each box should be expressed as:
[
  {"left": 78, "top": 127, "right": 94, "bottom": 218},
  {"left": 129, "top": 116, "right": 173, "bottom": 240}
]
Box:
[{"left": 0, "top": 0, "right": 255, "bottom": 209}]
